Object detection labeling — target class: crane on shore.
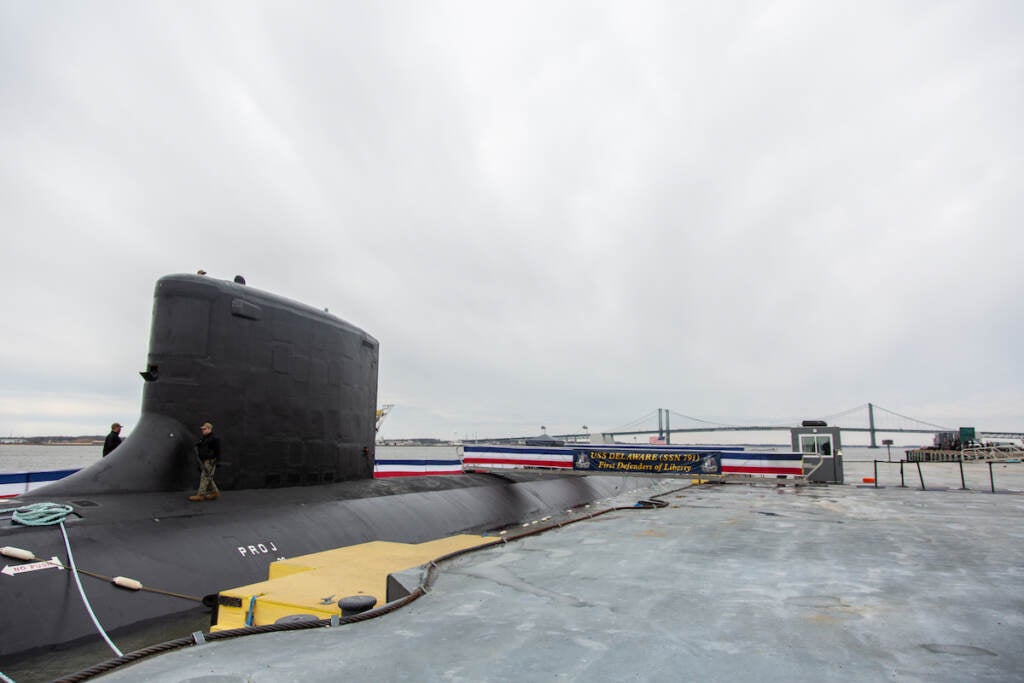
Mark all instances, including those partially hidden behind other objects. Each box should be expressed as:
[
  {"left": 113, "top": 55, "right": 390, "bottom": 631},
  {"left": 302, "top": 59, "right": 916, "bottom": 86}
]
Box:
[{"left": 376, "top": 404, "right": 394, "bottom": 432}]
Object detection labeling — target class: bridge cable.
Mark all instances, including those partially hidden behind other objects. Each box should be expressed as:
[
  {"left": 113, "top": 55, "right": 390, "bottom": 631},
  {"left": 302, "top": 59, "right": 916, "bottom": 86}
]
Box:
[
  {"left": 814, "top": 404, "right": 870, "bottom": 423},
  {"left": 666, "top": 411, "right": 742, "bottom": 428},
  {"left": 607, "top": 410, "right": 659, "bottom": 433},
  {"left": 871, "top": 404, "right": 954, "bottom": 430}
]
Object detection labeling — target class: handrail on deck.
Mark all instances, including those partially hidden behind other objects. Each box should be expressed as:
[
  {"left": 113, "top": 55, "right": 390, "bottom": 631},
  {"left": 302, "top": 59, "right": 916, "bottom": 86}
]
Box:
[{"left": 870, "top": 459, "right": 1020, "bottom": 493}]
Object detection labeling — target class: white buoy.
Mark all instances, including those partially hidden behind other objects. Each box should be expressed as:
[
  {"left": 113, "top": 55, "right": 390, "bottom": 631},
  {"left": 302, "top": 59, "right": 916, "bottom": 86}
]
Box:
[
  {"left": 112, "top": 576, "right": 143, "bottom": 591},
  {"left": 1, "top": 546, "right": 35, "bottom": 561}
]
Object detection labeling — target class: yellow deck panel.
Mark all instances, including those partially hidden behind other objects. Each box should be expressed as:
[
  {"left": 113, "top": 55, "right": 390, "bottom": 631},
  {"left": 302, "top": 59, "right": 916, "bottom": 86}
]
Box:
[{"left": 214, "top": 534, "right": 497, "bottom": 630}]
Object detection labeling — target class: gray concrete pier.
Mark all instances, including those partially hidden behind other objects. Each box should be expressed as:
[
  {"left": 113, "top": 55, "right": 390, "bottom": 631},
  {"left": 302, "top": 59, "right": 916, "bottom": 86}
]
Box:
[{"left": 86, "top": 460, "right": 1024, "bottom": 682}]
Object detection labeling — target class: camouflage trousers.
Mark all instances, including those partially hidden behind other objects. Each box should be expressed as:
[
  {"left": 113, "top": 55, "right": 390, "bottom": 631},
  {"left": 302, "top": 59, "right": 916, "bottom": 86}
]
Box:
[{"left": 198, "top": 460, "right": 219, "bottom": 497}]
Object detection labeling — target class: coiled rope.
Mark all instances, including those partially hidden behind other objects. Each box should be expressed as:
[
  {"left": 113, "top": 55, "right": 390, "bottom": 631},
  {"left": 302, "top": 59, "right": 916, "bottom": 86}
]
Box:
[
  {"left": 11, "top": 502, "right": 75, "bottom": 526},
  {"left": 6, "top": 503, "right": 202, "bottom": 602},
  {"left": 10, "top": 502, "right": 123, "bottom": 657}
]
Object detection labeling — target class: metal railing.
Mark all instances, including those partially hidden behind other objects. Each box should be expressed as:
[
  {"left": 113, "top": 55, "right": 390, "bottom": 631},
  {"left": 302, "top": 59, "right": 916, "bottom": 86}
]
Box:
[{"left": 869, "top": 459, "right": 1020, "bottom": 493}]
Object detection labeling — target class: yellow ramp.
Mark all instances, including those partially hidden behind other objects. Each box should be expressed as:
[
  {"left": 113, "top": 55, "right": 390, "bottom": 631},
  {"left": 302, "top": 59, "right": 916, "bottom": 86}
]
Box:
[{"left": 214, "top": 534, "right": 495, "bottom": 630}]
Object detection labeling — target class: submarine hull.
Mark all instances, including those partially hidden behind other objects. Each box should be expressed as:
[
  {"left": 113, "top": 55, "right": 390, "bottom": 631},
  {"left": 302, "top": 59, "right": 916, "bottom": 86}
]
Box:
[
  {"left": 0, "top": 473, "right": 648, "bottom": 661},
  {"left": 0, "top": 274, "right": 651, "bottom": 664}
]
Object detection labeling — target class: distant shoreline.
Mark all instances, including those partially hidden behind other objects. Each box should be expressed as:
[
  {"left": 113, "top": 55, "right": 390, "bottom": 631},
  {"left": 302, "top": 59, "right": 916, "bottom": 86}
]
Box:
[{"left": 0, "top": 437, "right": 104, "bottom": 446}]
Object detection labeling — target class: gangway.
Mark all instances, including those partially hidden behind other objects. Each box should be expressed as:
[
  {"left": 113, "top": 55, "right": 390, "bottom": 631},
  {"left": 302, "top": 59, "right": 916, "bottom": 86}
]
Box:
[{"left": 905, "top": 443, "right": 1024, "bottom": 463}]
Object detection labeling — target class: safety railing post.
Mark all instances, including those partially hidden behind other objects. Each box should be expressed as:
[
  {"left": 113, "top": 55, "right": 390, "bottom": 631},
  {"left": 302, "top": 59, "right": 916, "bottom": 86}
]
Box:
[
  {"left": 900, "top": 460, "right": 906, "bottom": 488},
  {"left": 916, "top": 461, "right": 925, "bottom": 490},
  {"left": 873, "top": 460, "right": 878, "bottom": 488},
  {"left": 989, "top": 461, "right": 995, "bottom": 494},
  {"left": 958, "top": 458, "right": 967, "bottom": 490}
]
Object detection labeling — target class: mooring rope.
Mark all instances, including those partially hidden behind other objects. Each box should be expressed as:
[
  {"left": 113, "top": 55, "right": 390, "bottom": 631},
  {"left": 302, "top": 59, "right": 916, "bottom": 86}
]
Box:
[
  {"left": 53, "top": 485, "right": 694, "bottom": 681},
  {"left": 11, "top": 502, "right": 75, "bottom": 526},
  {"left": 10, "top": 502, "right": 122, "bottom": 657},
  {"left": 60, "top": 520, "right": 123, "bottom": 657},
  {"left": 7, "top": 503, "right": 202, "bottom": 602}
]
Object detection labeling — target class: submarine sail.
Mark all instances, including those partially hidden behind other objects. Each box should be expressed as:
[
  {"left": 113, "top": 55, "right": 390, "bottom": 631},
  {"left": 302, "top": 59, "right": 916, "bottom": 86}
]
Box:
[
  {"left": 41, "top": 273, "right": 379, "bottom": 496},
  {"left": 0, "top": 274, "right": 653, "bottom": 665}
]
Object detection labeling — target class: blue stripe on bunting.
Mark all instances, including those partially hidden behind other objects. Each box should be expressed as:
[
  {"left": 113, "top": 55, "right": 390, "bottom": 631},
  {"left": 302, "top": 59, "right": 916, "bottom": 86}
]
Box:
[{"left": 463, "top": 446, "right": 572, "bottom": 456}]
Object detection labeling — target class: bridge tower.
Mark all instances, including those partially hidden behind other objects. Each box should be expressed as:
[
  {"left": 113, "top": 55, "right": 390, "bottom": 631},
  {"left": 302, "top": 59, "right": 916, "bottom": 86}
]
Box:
[
  {"left": 868, "top": 402, "right": 878, "bottom": 448},
  {"left": 657, "top": 408, "right": 671, "bottom": 444}
]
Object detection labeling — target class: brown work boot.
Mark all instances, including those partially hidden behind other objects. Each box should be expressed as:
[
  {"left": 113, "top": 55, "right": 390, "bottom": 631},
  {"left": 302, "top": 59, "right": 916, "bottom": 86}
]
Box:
[
  {"left": 204, "top": 492, "right": 219, "bottom": 500},
  {"left": 188, "top": 494, "right": 204, "bottom": 502}
]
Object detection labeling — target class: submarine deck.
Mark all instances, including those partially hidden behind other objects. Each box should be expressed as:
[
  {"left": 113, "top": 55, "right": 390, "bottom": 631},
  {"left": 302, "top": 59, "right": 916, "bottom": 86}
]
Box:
[
  {"left": 2, "top": 470, "right": 571, "bottom": 519},
  {"left": 0, "top": 470, "right": 605, "bottom": 548},
  {"left": 83, "top": 460, "right": 1024, "bottom": 682}
]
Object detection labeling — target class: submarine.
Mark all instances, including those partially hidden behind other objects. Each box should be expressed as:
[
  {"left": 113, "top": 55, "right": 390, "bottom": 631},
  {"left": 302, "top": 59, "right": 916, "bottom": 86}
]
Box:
[{"left": 0, "top": 274, "right": 652, "bottom": 663}]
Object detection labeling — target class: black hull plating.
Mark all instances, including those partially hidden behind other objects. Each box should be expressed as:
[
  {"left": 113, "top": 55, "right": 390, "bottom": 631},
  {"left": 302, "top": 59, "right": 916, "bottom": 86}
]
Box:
[
  {"left": 0, "top": 473, "right": 645, "bottom": 660},
  {"left": 46, "top": 274, "right": 380, "bottom": 497},
  {"left": 0, "top": 274, "right": 646, "bottom": 663}
]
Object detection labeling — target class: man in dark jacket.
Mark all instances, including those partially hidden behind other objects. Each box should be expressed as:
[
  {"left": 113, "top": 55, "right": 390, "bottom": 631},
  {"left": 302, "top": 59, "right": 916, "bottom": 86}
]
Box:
[
  {"left": 189, "top": 422, "right": 221, "bottom": 501},
  {"left": 102, "top": 423, "right": 122, "bottom": 457}
]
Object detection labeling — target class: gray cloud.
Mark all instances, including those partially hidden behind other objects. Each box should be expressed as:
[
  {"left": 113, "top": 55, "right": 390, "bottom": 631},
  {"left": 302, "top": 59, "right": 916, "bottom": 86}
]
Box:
[{"left": 1, "top": 2, "right": 1021, "bottom": 439}]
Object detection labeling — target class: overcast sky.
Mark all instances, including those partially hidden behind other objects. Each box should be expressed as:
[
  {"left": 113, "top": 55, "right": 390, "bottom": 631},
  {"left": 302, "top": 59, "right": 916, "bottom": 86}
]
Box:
[{"left": 1, "top": 1, "right": 1021, "bottom": 442}]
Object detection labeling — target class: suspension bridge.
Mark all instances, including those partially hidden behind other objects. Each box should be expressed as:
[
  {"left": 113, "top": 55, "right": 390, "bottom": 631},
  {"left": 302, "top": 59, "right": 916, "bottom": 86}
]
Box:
[{"left": 489, "top": 403, "right": 1024, "bottom": 448}]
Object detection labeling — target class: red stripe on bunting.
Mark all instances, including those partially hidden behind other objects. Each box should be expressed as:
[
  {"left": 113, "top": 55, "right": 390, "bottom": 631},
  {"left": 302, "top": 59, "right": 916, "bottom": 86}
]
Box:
[
  {"left": 721, "top": 465, "right": 803, "bottom": 475},
  {"left": 463, "top": 457, "right": 573, "bottom": 468}
]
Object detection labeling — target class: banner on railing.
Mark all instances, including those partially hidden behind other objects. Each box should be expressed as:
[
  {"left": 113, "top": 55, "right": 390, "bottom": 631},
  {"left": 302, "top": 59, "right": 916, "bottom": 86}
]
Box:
[
  {"left": 573, "top": 448, "right": 721, "bottom": 475},
  {"left": 462, "top": 444, "right": 804, "bottom": 479}
]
